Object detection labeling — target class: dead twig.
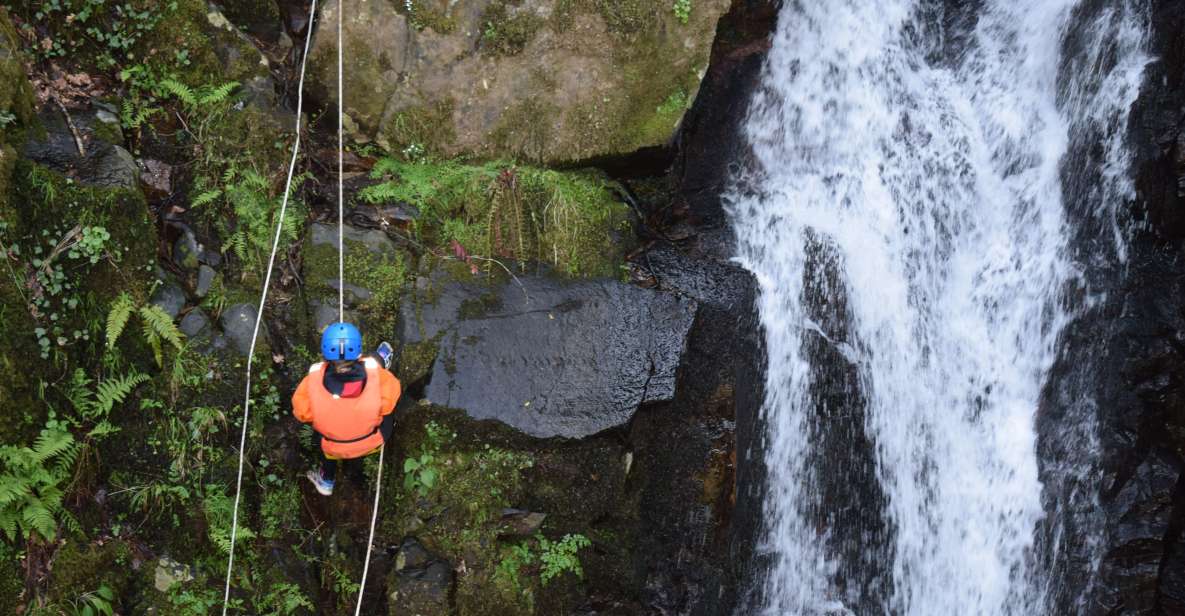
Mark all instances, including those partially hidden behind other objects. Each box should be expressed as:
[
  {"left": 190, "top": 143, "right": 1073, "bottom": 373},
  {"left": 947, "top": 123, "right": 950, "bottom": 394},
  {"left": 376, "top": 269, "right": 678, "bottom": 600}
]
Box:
[{"left": 51, "top": 95, "right": 86, "bottom": 158}]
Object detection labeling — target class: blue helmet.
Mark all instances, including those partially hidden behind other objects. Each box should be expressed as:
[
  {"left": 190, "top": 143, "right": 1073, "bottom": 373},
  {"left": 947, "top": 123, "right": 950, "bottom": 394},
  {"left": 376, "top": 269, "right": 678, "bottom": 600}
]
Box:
[{"left": 321, "top": 322, "right": 362, "bottom": 361}]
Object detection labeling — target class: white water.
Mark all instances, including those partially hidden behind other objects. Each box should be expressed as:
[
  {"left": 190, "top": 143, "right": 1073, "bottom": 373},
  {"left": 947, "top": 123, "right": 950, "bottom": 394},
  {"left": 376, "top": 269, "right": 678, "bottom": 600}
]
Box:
[{"left": 728, "top": 2, "right": 1148, "bottom": 615}]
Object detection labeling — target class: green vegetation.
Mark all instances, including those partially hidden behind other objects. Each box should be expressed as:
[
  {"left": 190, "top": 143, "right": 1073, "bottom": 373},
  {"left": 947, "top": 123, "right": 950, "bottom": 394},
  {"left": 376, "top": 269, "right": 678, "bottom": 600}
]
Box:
[
  {"left": 105, "top": 292, "right": 184, "bottom": 367},
  {"left": 21, "top": 0, "right": 179, "bottom": 70},
  {"left": 360, "top": 157, "right": 631, "bottom": 276},
  {"left": 0, "top": 428, "right": 81, "bottom": 541},
  {"left": 481, "top": 1, "right": 543, "bottom": 56},
  {"left": 673, "top": 0, "right": 693, "bottom": 24},
  {"left": 403, "top": 421, "right": 450, "bottom": 497},
  {"left": 395, "top": 0, "right": 459, "bottom": 34}
]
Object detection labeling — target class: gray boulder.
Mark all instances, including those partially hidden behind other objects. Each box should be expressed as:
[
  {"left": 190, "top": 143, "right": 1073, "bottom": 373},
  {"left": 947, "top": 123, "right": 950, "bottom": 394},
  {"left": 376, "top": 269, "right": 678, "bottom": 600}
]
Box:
[
  {"left": 307, "top": 0, "right": 731, "bottom": 164},
  {"left": 220, "top": 303, "right": 259, "bottom": 356},
  {"left": 412, "top": 276, "right": 696, "bottom": 438},
  {"left": 150, "top": 284, "right": 187, "bottom": 320},
  {"left": 179, "top": 309, "right": 211, "bottom": 339},
  {"left": 195, "top": 265, "right": 217, "bottom": 298}
]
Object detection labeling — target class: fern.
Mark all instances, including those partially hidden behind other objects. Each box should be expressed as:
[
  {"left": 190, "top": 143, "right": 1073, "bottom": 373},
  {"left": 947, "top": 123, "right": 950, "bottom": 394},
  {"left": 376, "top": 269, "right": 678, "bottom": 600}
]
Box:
[
  {"left": 158, "top": 78, "right": 197, "bottom": 107},
  {"left": 106, "top": 292, "right": 135, "bottom": 350},
  {"left": 140, "top": 305, "right": 184, "bottom": 351},
  {"left": 192, "top": 188, "right": 223, "bottom": 208},
  {"left": 0, "top": 428, "right": 79, "bottom": 541},
  {"left": 93, "top": 373, "right": 149, "bottom": 417},
  {"left": 197, "top": 81, "right": 240, "bottom": 106}
]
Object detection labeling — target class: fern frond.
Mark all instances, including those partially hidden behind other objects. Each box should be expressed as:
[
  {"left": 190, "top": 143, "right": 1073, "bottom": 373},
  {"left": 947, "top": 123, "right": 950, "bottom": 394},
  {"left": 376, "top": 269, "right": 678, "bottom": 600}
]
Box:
[
  {"left": 158, "top": 78, "right": 197, "bottom": 107},
  {"left": 198, "top": 81, "right": 240, "bottom": 105},
  {"left": 93, "top": 373, "right": 149, "bottom": 416},
  {"left": 31, "top": 430, "right": 75, "bottom": 465},
  {"left": 370, "top": 156, "right": 402, "bottom": 178},
  {"left": 22, "top": 502, "right": 56, "bottom": 541},
  {"left": 139, "top": 305, "right": 184, "bottom": 351},
  {"left": 0, "top": 476, "right": 31, "bottom": 505},
  {"left": 192, "top": 188, "right": 223, "bottom": 208},
  {"left": 106, "top": 292, "right": 135, "bottom": 350}
]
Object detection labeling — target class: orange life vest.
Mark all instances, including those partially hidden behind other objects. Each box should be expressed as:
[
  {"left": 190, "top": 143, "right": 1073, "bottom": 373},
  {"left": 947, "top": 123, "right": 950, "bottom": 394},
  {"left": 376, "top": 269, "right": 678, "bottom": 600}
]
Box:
[{"left": 308, "top": 358, "right": 385, "bottom": 459}]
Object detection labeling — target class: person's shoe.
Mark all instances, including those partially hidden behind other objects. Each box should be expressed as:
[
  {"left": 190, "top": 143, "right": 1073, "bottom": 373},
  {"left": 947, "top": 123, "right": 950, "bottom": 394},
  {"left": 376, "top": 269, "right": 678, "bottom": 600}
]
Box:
[
  {"left": 306, "top": 469, "right": 334, "bottom": 496},
  {"left": 376, "top": 341, "right": 394, "bottom": 369}
]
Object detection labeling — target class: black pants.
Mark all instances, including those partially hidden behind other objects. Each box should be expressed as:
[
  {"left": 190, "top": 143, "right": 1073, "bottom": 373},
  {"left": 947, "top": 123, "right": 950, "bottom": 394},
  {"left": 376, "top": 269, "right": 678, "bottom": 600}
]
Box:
[{"left": 315, "top": 413, "right": 394, "bottom": 479}]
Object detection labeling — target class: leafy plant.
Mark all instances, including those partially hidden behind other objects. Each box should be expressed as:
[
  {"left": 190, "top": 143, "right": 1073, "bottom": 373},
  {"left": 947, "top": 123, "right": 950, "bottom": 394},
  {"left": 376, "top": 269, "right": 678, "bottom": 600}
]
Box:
[
  {"left": 26, "top": 0, "right": 180, "bottom": 70},
  {"left": 538, "top": 533, "right": 591, "bottom": 585},
  {"left": 0, "top": 428, "right": 81, "bottom": 541},
  {"left": 673, "top": 0, "right": 692, "bottom": 24},
  {"left": 65, "top": 368, "right": 148, "bottom": 425},
  {"left": 106, "top": 292, "right": 185, "bottom": 366},
  {"left": 259, "top": 582, "right": 315, "bottom": 616},
  {"left": 402, "top": 452, "right": 439, "bottom": 497},
  {"left": 401, "top": 421, "right": 452, "bottom": 497},
  {"left": 64, "top": 584, "right": 116, "bottom": 616},
  {"left": 0, "top": 110, "right": 15, "bottom": 128}
]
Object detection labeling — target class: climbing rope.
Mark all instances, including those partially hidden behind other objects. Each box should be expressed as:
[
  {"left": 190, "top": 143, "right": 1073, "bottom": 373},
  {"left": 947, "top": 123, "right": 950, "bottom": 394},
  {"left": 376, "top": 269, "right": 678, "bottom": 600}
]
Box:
[
  {"left": 221, "top": 1, "right": 387, "bottom": 612},
  {"left": 337, "top": 1, "right": 389, "bottom": 612},
  {"left": 221, "top": 0, "right": 318, "bottom": 612}
]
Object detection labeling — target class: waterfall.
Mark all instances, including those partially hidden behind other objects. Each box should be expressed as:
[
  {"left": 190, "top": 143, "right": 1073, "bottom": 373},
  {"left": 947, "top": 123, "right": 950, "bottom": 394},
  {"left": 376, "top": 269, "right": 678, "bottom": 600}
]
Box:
[{"left": 727, "top": 1, "right": 1149, "bottom": 615}]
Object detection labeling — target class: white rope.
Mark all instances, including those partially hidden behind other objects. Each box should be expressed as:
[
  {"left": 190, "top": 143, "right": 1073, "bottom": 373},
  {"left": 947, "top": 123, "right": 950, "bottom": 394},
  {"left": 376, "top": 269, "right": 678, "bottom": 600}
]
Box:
[
  {"left": 221, "top": 0, "right": 319, "bottom": 612},
  {"left": 337, "top": 0, "right": 346, "bottom": 323},
  {"left": 335, "top": 2, "right": 387, "bottom": 611},
  {"left": 354, "top": 442, "right": 385, "bottom": 615}
]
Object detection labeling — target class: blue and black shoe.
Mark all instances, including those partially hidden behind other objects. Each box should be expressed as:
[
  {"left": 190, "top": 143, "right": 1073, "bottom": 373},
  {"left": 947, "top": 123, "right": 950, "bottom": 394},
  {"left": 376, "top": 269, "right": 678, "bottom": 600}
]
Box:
[
  {"left": 376, "top": 341, "right": 394, "bottom": 370},
  {"left": 306, "top": 469, "right": 334, "bottom": 496}
]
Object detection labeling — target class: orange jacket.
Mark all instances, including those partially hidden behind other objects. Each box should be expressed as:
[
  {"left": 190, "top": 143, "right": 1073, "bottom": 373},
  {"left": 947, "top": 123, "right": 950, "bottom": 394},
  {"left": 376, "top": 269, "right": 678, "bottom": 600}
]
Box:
[{"left": 292, "top": 358, "right": 401, "bottom": 459}]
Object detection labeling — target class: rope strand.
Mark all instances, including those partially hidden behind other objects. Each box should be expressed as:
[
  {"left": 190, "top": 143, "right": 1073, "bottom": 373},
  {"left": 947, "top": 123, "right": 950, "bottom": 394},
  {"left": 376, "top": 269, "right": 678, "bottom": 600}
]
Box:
[
  {"left": 337, "top": 0, "right": 346, "bottom": 324},
  {"left": 355, "top": 443, "right": 385, "bottom": 615},
  {"left": 221, "top": 1, "right": 319, "bottom": 612}
]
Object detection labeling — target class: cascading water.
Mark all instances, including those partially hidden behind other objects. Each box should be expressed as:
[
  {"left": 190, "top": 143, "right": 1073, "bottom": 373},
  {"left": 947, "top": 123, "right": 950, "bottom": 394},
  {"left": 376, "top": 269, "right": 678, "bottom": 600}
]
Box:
[{"left": 728, "top": 1, "right": 1149, "bottom": 615}]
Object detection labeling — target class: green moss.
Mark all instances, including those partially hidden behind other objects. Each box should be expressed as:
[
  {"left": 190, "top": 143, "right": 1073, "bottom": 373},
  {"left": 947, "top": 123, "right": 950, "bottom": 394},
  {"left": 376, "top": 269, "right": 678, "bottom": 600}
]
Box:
[
  {"left": 397, "top": 0, "right": 461, "bottom": 34},
  {"left": 591, "top": 0, "right": 658, "bottom": 35},
  {"left": 0, "top": 162, "right": 156, "bottom": 443},
  {"left": 480, "top": 1, "right": 544, "bottom": 57},
  {"left": 44, "top": 540, "right": 134, "bottom": 605},
  {"left": 141, "top": 0, "right": 271, "bottom": 87},
  {"left": 384, "top": 407, "right": 538, "bottom": 615},
  {"left": 377, "top": 99, "right": 457, "bottom": 156},
  {"left": 398, "top": 337, "right": 440, "bottom": 385}
]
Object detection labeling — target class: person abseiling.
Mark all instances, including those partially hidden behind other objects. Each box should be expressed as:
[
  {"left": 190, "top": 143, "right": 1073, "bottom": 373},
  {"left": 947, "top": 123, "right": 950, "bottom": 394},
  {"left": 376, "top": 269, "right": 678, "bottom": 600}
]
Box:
[{"left": 292, "top": 322, "right": 401, "bottom": 496}]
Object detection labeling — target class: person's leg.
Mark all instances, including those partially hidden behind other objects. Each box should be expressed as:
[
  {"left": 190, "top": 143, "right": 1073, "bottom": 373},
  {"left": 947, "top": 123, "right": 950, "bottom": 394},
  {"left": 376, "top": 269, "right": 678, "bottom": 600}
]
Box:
[
  {"left": 379, "top": 413, "right": 395, "bottom": 443},
  {"left": 320, "top": 456, "right": 338, "bottom": 480}
]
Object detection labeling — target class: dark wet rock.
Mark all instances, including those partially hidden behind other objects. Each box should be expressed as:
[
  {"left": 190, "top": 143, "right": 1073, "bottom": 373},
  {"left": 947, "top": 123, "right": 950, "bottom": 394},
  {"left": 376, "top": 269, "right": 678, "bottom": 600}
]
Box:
[
  {"left": 195, "top": 265, "right": 217, "bottom": 298},
  {"left": 22, "top": 106, "right": 139, "bottom": 189},
  {"left": 414, "top": 276, "right": 696, "bottom": 439},
  {"left": 499, "top": 509, "right": 547, "bottom": 537},
  {"left": 179, "top": 309, "right": 211, "bottom": 339},
  {"left": 150, "top": 284, "right": 186, "bottom": 320},
  {"left": 220, "top": 303, "right": 259, "bottom": 355},
  {"left": 173, "top": 231, "right": 201, "bottom": 271},
  {"left": 85, "top": 145, "right": 139, "bottom": 188},
  {"left": 393, "top": 538, "right": 432, "bottom": 572},
  {"left": 387, "top": 539, "right": 453, "bottom": 616},
  {"left": 199, "top": 248, "right": 223, "bottom": 269}
]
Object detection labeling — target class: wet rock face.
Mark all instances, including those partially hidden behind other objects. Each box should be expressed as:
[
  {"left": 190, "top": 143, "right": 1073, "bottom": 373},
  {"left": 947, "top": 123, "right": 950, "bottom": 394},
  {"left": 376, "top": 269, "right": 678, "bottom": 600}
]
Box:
[
  {"left": 307, "top": 0, "right": 730, "bottom": 163},
  {"left": 1065, "top": 0, "right": 1185, "bottom": 612},
  {"left": 408, "top": 275, "right": 696, "bottom": 438}
]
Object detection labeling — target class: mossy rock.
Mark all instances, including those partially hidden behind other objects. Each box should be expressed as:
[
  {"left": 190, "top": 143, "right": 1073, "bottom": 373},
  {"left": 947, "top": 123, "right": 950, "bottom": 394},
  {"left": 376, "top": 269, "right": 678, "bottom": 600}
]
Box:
[
  {"left": 141, "top": 0, "right": 274, "bottom": 87},
  {"left": 43, "top": 540, "right": 136, "bottom": 606},
  {"left": 0, "top": 162, "right": 157, "bottom": 443},
  {"left": 301, "top": 222, "right": 411, "bottom": 346},
  {"left": 379, "top": 404, "right": 638, "bottom": 614},
  {"left": 0, "top": 7, "right": 35, "bottom": 218},
  {"left": 308, "top": 0, "right": 731, "bottom": 163}
]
